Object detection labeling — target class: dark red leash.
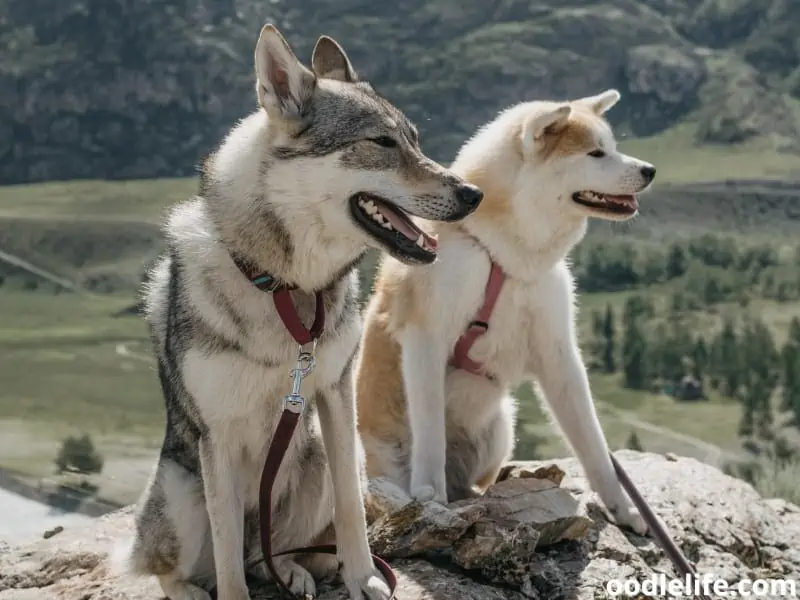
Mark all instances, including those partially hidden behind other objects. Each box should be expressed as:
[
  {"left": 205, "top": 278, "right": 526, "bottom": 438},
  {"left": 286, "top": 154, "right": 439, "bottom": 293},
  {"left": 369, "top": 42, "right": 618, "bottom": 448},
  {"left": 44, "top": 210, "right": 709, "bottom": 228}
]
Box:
[
  {"left": 234, "top": 258, "right": 397, "bottom": 598},
  {"left": 259, "top": 402, "right": 397, "bottom": 597},
  {"left": 610, "top": 454, "right": 712, "bottom": 600}
]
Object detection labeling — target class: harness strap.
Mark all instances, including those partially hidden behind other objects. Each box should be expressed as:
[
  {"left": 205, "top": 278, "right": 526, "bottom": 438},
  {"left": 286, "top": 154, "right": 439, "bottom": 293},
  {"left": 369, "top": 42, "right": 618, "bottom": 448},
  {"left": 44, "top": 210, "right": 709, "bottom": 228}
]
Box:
[
  {"left": 234, "top": 255, "right": 397, "bottom": 598},
  {"left": 449, "top": 260, "right": 506, "bottom": 376}
]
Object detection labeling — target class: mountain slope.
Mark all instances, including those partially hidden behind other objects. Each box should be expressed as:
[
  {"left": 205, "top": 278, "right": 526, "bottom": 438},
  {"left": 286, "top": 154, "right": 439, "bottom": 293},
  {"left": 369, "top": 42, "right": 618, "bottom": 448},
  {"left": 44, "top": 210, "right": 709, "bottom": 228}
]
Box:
[{"left": 0, "top": 0, "right": 798, "bottom": 184}]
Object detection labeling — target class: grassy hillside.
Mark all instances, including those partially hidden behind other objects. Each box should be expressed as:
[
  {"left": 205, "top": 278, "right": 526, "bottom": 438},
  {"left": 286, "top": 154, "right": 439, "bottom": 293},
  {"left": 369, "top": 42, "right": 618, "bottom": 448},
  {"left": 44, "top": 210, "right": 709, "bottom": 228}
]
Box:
[
  {"left": 2, "top": 0, "right": 800, "bottom": 506},
  {"left": 2, "top": 169, "right": 799, "bottom": 505}
]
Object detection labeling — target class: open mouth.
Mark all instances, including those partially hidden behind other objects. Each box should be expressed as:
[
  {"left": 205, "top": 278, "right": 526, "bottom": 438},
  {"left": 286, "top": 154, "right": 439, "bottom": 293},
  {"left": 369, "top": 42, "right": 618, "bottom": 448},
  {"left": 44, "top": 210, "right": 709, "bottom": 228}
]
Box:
[
  {"left": 571, "top": 191, "right": 639, "bottom": 217},
  {"left": 349, "top": 193, "right": 439, "bottom": 264}
]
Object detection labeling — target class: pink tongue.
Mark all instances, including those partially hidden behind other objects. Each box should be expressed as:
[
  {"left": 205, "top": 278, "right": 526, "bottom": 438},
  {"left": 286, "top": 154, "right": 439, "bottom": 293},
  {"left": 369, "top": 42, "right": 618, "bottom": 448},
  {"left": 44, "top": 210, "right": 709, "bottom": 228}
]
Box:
[
  {"left": 379, "top": 207, "right": 418, "bottom": 239},
  {"left": 606, "top": 194, "right": 639, "bottom": 209},
  {"left": 377, "top": 204, "right": 438, "bottom": 248}
]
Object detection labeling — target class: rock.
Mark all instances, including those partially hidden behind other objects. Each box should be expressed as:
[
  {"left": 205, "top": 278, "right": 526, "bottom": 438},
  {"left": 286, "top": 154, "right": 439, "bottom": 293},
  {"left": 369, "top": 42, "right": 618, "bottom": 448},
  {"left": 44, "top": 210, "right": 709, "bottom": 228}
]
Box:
[
  {"left": 2, "top": 452, "right": 800, "bottom": 600},
  {"left": 626, "top": 44, "right": 706, "bottom": 104},
  {"left": 450, "top": 476, "right": 593, "bottom": 548},
  {"left": 366, "top": 478, "right": 488, "bottom": 558},
  {"left": 42, "top": 526, "right": 63, "bottom": 540},
  {"left": 624, "top": 44, "right": 706, "bottom": 135},
  {"left": 366, "top": 465, "right": 591, "bottom": 563}
]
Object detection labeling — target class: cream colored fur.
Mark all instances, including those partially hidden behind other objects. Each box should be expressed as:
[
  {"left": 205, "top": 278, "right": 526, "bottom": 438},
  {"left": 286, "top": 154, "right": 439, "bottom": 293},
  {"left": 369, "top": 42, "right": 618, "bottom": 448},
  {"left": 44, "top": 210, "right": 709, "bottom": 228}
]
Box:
[{"left": 355, "top": 89, "right": 656, "bottom": 534}]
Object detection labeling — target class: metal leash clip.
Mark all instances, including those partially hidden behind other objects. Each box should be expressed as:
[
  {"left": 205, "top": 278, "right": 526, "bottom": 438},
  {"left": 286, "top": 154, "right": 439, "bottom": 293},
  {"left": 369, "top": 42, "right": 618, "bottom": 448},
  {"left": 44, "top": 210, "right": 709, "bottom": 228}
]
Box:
[{"left": 283, "top": 344, "right": 316, "bottom": 414}]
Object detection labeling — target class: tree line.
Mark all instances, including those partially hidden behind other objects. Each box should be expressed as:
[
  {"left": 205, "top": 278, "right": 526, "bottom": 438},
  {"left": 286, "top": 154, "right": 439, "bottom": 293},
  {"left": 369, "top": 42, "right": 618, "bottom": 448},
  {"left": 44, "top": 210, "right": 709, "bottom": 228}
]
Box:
[{"left": 572, "top": 234, "right": 800, "bottom": 304}]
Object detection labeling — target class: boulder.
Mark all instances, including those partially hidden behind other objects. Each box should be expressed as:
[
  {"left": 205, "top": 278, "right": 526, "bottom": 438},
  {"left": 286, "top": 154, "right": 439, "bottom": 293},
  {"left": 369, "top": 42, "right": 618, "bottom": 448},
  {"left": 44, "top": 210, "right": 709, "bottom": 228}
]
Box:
[{"left": 2, "top": 451, "right": 799, "bottom": 599}]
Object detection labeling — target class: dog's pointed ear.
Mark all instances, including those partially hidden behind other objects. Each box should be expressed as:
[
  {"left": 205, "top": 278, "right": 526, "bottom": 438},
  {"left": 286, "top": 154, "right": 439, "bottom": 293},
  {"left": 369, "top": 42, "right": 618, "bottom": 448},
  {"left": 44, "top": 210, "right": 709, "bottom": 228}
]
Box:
[
  {"left": 523, "top": 105, "right": 572, "bottom": 144},
  {"left": 254, "top": 24, "right": 316, "bottom": 119},
  {"left": 578, "top": 89, "right": 621, "bottom": 116},
  {"left": 311, "top": 35, "right": 358, "bottom": 83}
]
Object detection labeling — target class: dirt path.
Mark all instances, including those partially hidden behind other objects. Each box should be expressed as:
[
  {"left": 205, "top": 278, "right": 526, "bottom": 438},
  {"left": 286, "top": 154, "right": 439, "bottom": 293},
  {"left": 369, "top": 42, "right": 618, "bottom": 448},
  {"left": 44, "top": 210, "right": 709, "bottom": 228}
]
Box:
[
  {"left": 597, "top": 401, "right": 740, "bottom": 466},
  {"left": 0, "top": 248, "right": 78, "bottom": 292}
]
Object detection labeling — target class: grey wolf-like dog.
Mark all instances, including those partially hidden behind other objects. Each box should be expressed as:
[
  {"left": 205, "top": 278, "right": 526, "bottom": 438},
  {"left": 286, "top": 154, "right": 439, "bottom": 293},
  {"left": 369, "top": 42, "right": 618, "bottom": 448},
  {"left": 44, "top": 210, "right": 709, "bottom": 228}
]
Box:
[{"left": 120, "top": 24, "right": 482, "bottom": 600}]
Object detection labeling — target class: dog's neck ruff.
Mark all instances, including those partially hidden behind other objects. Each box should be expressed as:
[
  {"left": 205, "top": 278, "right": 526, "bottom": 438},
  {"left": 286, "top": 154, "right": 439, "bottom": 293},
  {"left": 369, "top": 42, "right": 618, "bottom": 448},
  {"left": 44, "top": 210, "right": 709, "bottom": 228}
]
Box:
[
  {"left": 449, "top": 255, "right": 506, "bottom": 378},
  {"left": 233, "top": 255, "right": 325, "bottom": 346}
]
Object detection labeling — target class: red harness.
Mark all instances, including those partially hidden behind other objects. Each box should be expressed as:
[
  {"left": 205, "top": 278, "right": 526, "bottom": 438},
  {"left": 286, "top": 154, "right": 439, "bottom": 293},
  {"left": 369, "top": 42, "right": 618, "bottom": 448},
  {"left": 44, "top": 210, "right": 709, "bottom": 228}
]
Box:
[
  {"left": 234, "top": 257, "right": 397, "bottom": 599},
  {"left": 449, "top": 260, "right": 506, "bottom": 377}
]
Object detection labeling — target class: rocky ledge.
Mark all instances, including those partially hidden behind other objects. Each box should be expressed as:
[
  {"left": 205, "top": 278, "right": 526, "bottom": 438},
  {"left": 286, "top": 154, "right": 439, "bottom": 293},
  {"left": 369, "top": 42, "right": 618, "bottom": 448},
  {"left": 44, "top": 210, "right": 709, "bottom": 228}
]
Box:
[{"left": 2, "top": 451, "right": 799, "bottom": 599}]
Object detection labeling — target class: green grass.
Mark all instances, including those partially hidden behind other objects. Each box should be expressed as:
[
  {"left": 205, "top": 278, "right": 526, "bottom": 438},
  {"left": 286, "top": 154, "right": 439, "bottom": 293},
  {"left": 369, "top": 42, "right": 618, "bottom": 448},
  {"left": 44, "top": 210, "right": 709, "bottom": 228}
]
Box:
[
  {"left": 0, "top": 177, "right": 194, "bottom": 222},
  {"left": 0, "top": 291, "right": 162, "bottom": 504},
  {"left": 619, "top": 122, "right": 800, "bottom": 184},
  {"left": 752, "top": 456, "right": 800, "bottom": 505},
  {"left": 514, "top": 372, "right": 744, "bottom": 462}
]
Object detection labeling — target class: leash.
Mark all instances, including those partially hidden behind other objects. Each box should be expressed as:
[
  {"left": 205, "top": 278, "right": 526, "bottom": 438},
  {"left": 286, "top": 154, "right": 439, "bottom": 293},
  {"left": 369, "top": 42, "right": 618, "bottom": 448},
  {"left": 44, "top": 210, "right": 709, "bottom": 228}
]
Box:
[
  {"left": 610, "top": 453, "right": 712, "bottom": 600},
  {"left": 234, "top": 257, "right": 397, "bottom": 599}
]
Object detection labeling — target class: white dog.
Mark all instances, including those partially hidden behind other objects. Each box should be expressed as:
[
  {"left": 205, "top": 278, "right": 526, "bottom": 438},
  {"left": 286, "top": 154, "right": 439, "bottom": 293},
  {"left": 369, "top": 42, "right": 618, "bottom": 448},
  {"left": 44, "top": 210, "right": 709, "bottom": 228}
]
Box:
[{"left": 355, "top": 90, "right": 656, "bottom": 534}]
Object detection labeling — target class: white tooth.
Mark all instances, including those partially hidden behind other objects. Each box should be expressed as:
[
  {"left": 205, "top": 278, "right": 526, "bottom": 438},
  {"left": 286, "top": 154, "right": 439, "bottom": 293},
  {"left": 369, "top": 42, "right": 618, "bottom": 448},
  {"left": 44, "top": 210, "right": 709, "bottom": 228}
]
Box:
[
  {"left": 365, "top": 201, "right": 377, "bottom": 214},
  {"left": 383, "top": 222, "right": 393, "bottom": 230},
  {"left": 416, "top": 234, "right": 425, "bottom": 248},
  {"left": 358, "top": 199, "right": 366, "bottom": 207},
  {"left": 372, "top": 212, "right": 384, "bottom": 223}
]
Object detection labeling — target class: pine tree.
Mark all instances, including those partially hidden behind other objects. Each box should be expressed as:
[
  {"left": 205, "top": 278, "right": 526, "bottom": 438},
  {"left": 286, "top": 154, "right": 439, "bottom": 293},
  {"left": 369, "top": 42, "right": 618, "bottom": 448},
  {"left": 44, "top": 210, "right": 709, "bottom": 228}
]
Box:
[
  {"left": 737, "top": 385, "right": 755, "bottom": 438},
  {"left": 602, "top": 303, "right": 616, "bottom": 373},
  {"left": 622, "top": 294, "right": 654, "bottom": 326},
  {"left": 626, "top": 430, "right": 644, "bottom": 451},
  {"left": 692, "top": 336, "right": 709, "bottom": 381},
  {"left": 588, "top": 309, "right": 605, "bottom": 369},
  {"left": 789, "top": 317, "right": 800, "bottom": 345},
  {"left": 717, "top": 317, "right": 740, "bottom": 396},
  {"left": 666, "top": 243, "right": 687, "bottom": 279},
  {"left": 741, "top": 318, "right": 778, "bottom": 381},
  {"left": 781, "top": 325, "right": 800, "bottom": 426},
  {"left": 622, "top": 311, "right": 648, "bottom": 390},
  {"left": 754, "top": 375, "right": 776, "bottom": 439}
]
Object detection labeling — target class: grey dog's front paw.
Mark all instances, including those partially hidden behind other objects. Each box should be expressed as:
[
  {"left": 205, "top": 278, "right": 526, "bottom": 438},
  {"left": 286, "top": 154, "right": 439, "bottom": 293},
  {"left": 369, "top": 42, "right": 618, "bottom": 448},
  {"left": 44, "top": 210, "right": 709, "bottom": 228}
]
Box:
[{"left": 344, "top": 567, "right": 392, "bottom": 600}]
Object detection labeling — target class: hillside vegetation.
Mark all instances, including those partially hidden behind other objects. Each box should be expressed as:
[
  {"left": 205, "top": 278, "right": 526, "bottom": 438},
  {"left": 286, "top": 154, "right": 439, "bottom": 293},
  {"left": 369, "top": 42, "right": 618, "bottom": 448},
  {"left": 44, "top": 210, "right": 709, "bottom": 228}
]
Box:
[
  {"left": 1, "top": 0, "right": 800, "bottom": 507},
  {"left": 1, "top": 0, "right": 800, "bottom": 183}
]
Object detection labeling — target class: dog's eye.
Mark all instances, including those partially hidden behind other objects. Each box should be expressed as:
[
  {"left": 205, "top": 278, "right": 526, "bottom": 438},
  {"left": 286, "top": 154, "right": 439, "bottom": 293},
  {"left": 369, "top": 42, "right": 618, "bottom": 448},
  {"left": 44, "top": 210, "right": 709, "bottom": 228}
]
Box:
[
  {"left": 370, "top": 136, "right": 398, "bottom": 148},
  {"left": 588, "top": 149, "right": 606, "bottom": 158}
]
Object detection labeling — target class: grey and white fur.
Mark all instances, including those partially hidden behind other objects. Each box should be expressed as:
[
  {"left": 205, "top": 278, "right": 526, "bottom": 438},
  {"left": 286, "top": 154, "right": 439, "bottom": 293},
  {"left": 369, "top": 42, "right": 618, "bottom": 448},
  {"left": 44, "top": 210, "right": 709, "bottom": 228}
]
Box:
[{"left": 120, "top": 24, "right": 482, "bottom": 600}]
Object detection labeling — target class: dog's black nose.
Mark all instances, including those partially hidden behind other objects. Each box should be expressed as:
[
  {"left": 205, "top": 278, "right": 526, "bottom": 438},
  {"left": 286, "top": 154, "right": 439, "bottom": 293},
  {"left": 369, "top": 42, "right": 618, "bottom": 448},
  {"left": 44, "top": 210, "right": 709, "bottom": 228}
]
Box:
[
  {"left": 456, "top": 184, "right": 483, "bottom": 208},
  {"left": 640, "top": 165, "right": 656, "bottom": 183}
]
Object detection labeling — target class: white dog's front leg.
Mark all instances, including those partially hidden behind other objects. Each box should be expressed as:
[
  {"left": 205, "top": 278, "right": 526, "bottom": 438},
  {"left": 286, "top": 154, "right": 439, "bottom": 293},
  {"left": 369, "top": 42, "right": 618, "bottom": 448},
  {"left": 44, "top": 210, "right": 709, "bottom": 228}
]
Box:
[
  {"left": 198, "top": 437, "right": 250, "bottom": 600},
  {"left": 400, "top": 325, "right": 449, "bottom": 504},
  {"left": 317, "top": 384, "right": 391, "bottom": 600},
  {"left": 531, "top": 327, "right": 647, "bottom": 535}
]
